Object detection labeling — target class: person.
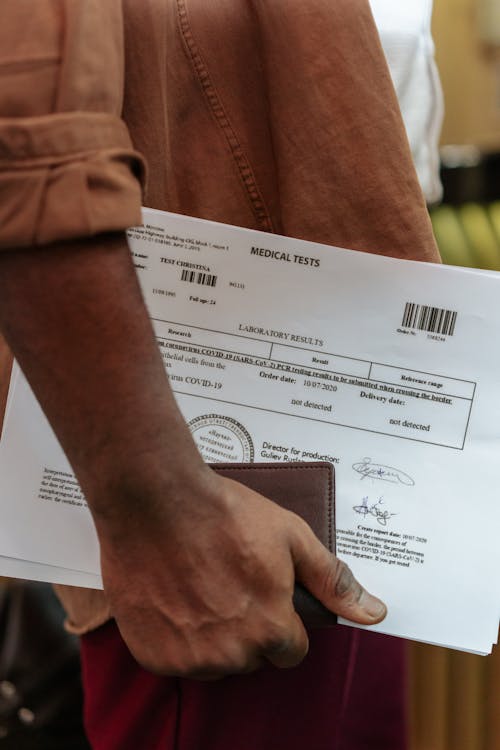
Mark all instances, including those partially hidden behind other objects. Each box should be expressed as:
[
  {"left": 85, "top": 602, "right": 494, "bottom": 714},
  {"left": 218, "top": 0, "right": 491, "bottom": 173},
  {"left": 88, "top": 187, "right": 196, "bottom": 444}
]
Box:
[
  {"left": 0, "top": 1, "right": 440, "bottom": 748},
  {"left": 369, "top": 0, "right": 444, "bottom": 204}
]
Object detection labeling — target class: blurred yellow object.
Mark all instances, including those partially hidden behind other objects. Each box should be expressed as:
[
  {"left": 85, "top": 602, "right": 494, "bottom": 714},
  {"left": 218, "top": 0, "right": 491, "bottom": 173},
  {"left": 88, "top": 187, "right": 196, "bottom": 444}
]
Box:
[
  {"left": 430, "top": 204, "right": 476, "bottom": 267},
  {"left": 431, "top": 202, "right": 500, "bottom": 270},
  {"left": 410, "top": 642, "right": 500, "bottom": 750},
  {"left": 459, "top": 203, "right": 500, "bottom": 270},
  {"left": 487, "top": 201, "right": 500, "bottom": 244}
]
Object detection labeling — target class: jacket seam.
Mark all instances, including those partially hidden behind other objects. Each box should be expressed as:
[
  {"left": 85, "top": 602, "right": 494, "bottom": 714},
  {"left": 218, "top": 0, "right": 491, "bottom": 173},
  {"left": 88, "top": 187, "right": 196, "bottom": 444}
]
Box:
[{"left": 176, "top": 0, "right": 274, "bottom": 232}]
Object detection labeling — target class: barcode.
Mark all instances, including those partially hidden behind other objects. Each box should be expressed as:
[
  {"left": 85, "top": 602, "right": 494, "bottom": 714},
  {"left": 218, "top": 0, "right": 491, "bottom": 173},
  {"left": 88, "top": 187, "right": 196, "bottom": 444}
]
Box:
[
  {"left": 180, "top": 269, "right": 217, "bottom": 287},
  {"left": 402, "top": 302, "right": 457, "bottom": 336}
]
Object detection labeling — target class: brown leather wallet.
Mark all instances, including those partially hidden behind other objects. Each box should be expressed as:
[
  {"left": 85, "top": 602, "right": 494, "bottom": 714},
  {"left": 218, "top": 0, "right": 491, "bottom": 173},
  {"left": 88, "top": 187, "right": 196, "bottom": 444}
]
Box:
[{"left": 210, "top": 462, "right": 337, "bottom": 628}]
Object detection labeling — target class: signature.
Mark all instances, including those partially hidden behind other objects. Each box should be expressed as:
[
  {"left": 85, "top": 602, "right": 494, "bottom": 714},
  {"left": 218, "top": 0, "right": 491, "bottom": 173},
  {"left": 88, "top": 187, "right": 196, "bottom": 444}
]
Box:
[
  {"left": 352, "top": 496, "right": 397, "bottom": 526},
  {"left": 352, "top": 457, "right": 414, "bottom": 486}
]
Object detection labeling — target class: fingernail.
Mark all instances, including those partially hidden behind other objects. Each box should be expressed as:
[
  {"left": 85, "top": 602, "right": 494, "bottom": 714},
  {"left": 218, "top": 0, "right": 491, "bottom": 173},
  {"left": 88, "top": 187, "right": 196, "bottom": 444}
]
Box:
[{"left": 360, "top": 591, "right": 387, "bottom": 620}]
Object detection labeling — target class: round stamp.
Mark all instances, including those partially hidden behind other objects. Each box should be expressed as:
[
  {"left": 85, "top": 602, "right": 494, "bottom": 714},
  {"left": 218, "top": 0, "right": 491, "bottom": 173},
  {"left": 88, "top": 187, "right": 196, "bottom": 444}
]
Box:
[{"left": 188, "top": 414, "right": 254, "bottom": 463}]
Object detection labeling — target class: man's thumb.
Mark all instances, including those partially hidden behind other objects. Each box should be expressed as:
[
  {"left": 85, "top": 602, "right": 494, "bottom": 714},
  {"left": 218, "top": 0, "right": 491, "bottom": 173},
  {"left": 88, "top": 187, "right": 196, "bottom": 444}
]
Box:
[{"left": 291, "top": 520, "right": 387, "bottom": 624}]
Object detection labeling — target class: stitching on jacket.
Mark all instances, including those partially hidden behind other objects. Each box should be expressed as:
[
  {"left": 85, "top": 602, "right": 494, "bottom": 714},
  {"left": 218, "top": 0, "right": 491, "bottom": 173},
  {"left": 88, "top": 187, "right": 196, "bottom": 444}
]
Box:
[{"left": 176, "top": 0, "right": 274, "bottom": 232}]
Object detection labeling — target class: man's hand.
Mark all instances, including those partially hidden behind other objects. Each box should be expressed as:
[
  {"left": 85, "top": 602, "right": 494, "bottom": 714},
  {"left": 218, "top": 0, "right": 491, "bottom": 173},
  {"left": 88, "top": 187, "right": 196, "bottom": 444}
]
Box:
[
  {"left": 0, "top": 234, "right": 385, "bottom": 679},
  {"left": 97, "top": 466, "right": 385, "bottom": 679}
]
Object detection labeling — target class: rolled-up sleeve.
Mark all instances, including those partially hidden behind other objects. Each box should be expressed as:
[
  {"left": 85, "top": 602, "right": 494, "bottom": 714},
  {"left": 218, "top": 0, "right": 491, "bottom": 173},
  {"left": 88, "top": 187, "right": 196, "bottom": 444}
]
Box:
[{"left": 0, "top": 0, "right": 145, "bottom": 249}]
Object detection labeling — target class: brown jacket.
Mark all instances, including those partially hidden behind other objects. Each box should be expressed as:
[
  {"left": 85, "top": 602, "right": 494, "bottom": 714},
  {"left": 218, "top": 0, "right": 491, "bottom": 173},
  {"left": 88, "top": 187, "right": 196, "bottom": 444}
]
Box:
[{"left": 0, "top": 0, "right": 440, "bottom": 633}]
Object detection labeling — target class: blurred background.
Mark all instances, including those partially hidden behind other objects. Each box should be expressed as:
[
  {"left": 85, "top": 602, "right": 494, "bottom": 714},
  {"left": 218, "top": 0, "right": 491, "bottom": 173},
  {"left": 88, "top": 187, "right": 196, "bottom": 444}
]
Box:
[{"left": 431, "top": 0, "right": 500, "bottom": 272}]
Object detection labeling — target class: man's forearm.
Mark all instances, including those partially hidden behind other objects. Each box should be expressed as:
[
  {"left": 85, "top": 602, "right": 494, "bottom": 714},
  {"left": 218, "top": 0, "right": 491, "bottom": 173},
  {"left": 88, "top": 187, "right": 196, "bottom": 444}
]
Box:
[
  {"left": 0, "top": 232, "right": 206, "bottom": 517},
  {"left": 0, "top": 232, "right": 386, "bottom": 678}
]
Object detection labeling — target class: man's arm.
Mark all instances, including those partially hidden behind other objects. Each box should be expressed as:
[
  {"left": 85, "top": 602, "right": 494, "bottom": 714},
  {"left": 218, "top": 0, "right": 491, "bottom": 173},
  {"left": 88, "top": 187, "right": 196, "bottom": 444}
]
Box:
[
  {"left": 0, "top": 0, "right": 386, "bottom": 677},
  {"left": 0, "top": 234, "right": 386, "bottom": 676}
]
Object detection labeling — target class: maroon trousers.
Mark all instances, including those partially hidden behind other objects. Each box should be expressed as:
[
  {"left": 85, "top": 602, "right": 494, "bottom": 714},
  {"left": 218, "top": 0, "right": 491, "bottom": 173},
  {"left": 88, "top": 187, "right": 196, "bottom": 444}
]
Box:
[{"left": 80, "top": 621, "right": 407, "bottom": 750}]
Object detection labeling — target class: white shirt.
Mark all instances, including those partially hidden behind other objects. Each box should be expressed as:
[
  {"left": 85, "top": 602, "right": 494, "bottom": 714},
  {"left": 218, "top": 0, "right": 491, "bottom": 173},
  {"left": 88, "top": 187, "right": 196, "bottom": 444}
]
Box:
[{"left": 369, "top": 0, "right": 444, "bottom": 203}]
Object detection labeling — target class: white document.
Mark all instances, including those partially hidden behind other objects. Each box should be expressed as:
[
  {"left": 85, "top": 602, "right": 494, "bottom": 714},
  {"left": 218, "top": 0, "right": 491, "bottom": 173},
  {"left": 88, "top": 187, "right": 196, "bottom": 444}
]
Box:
[
  {"left": 0, "top": 553, "right": 102, "bottom": 589},
  {"left": 0, "top": 208, "right": 499, "bottom": 653}
]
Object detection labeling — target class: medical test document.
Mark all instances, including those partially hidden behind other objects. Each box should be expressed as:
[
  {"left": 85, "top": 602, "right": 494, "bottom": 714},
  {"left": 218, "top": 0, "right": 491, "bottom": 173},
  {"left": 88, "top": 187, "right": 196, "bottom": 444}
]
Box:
[{"left": 0, "top": 208, "right": 499, "bottom": 654}]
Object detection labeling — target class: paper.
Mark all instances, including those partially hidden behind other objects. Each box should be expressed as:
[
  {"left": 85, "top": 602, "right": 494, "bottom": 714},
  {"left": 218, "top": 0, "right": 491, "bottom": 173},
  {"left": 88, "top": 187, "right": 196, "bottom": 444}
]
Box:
[{"left": 0, "top": 208, "right": 498, "bottom": 653}]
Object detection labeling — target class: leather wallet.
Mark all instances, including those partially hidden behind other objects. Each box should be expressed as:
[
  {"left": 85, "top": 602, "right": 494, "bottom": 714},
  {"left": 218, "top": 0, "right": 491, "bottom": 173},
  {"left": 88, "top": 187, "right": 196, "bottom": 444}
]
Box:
[{"left": 210, "top": 462, "right": 337, "bottom": 628}]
